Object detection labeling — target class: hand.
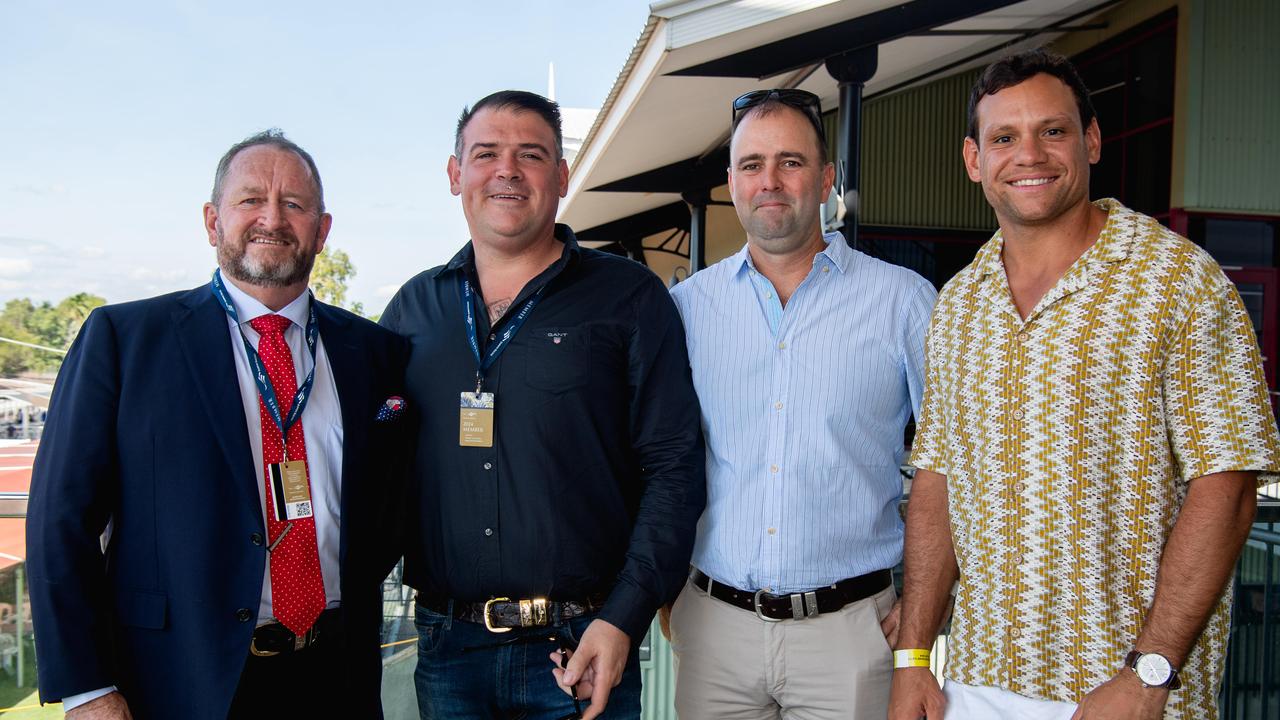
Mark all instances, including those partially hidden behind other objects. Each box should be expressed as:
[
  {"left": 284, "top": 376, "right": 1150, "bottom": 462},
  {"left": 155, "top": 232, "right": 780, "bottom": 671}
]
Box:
[
  {"left": 880, "top": 599, "right": 902, "bottom": 648},
  {"left": 550, "top": 619, "right": 630, "bottom": 720},
  {"left": 1071, "top": 670, "right": 1168, "bottom": 720},
  {"left": 66, "top": 691, "right": 133, "bottom": 720},
  {"left": 549, "top": 647, "right": 597, "bottom": 700},
  {"left": 888, "top": 667, "right": 945, "bottom": 720}
]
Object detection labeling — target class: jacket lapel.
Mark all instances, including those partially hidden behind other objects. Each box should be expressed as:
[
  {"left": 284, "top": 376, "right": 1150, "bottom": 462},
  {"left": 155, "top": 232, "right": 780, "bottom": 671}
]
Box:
[
  {"left": 314, "top": 302, "right": 369, "bottom": 568},
  {"left": 172, "top": 285, "right": 261, "bottom": 519}
]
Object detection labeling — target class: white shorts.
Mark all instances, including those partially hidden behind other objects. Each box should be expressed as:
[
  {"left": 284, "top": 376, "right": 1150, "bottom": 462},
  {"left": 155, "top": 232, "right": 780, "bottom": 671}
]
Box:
[{"left": 943, "top": 680, "right": 1077, "bottom": 720}]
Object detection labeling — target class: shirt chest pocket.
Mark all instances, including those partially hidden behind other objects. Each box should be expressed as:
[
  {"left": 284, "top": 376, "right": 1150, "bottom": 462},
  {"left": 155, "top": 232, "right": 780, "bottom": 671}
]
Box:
[{"left": 525, "top": 326, "right": 592, "bottom": 393}]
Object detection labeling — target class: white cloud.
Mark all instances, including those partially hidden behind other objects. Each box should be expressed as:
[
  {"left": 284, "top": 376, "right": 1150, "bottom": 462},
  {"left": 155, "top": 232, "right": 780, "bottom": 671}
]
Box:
[
  {"left": 129, "top": 266, "right": 189, "bottom": 283},
  {"left": 79, "top": 246, "right": 106, "bottom": 258},
  {"left": 375, "top": 283, "right": 401, "bottom": 298},
  {"left": 9, "top": 183, "right": 65, "bottom": 196},
  {"left": 0, "top": 259, "right": 33, "bottom": 277}
]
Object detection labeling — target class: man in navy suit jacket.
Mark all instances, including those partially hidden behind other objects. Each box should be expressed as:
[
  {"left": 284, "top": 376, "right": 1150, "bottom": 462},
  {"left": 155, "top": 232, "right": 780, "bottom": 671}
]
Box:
[{"left": 26, "top": 130, "right": 409, "bottom": 719}]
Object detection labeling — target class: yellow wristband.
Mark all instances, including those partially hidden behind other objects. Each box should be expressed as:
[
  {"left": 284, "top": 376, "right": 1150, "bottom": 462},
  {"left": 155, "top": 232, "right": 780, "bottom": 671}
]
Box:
[{"left": 894, "top": 649, "right": 931, "bottom": 668}]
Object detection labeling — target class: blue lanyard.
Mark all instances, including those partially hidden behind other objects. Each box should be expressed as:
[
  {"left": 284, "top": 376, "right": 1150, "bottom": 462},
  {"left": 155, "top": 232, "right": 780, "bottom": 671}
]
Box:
[
  {"left": 211, "top": 269, "right": 318, "bottom": 439},
  {"left": 461, "top": 276, "right": 544, "bottom": 392}
]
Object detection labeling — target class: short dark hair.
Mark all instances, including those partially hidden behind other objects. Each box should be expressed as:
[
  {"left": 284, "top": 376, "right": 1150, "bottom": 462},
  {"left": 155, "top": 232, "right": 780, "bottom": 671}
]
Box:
[
  {"left": 967, "top": 48, "right": 1096, "bottom": 144},
  {"left": 211, "top": 129, "right": 325, "bottom": 212},
  {"left": 730, "top": 94, "right": 828, "bottom": 161},
  {"left": 454, "top": 90, "right": 563, "bottom": 159}
]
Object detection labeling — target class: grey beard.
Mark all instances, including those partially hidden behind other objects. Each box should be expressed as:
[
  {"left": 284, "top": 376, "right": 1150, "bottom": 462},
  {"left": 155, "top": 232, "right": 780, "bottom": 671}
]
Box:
[{"left": 217, "top": 229, "right": 314, "bottom": 288}]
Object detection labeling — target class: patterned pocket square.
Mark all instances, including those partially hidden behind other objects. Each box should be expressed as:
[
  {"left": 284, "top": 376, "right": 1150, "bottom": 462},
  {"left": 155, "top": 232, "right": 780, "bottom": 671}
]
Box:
[{"left": 376, "top": 396, "right": 407, "bottom": 422}]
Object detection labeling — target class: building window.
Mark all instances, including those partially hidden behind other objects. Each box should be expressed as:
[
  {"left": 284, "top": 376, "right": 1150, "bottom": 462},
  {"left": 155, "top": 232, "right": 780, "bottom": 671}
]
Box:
[{"left": 1075, "top": 10, "right": 1177, "bottom": 221}]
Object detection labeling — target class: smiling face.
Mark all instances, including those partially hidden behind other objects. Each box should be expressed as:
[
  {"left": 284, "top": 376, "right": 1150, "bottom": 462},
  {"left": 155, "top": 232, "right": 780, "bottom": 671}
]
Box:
[
  {"left": 728, "top": 103, "right": 834, "bottom": 258},
  {"left": 964, "top": 72, "right": 1101, "bottom": 232},
  {"left": 203, "top": 144, "right": 331, "bottom": 290},
  {"left": 448, "top": 106, "right": 569, "bottom": 254}
]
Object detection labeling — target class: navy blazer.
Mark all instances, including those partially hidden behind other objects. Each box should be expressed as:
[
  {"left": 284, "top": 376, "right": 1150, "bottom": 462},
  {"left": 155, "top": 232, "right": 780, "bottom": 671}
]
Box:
[{"left": 26, "top": 283, "right": 410, "bottom": 719}]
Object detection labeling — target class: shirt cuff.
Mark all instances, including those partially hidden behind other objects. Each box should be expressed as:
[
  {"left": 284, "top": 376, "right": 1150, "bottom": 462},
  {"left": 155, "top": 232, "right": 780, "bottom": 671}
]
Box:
[
  {"left": 61, "top": 686, "right": 117, "bottom": 712},
  {"left": 597, "top": 581, "right": 656, "bottom": 643}
]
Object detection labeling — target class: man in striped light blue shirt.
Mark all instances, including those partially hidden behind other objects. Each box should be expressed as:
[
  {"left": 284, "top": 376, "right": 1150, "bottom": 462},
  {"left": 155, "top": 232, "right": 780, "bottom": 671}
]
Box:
[{"left": 668, "top": 89, "right": 936, "bottom": 720}]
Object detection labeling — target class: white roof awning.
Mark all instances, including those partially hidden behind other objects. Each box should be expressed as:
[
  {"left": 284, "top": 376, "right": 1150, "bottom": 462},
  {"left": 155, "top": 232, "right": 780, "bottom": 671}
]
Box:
[{"left": 561, "top": 0, "right": 1118, "bottom": 234}]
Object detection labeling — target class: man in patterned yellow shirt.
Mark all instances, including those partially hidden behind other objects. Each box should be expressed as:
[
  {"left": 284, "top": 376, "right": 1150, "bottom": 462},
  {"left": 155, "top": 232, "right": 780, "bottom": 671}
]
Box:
[{"left": 888, "top": 49, "right": 1280, "bottom": 720}]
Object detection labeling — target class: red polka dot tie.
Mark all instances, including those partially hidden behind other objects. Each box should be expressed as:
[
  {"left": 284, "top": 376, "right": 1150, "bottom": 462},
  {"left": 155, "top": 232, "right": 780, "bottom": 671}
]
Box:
[{"left": 249, "top": 313, "right": 326, "bottom": 636}]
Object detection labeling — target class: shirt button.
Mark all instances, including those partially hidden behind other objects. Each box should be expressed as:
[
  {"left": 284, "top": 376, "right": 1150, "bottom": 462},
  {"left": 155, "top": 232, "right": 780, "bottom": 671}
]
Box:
[
  {"left": 774, "top": 401, "right": 784, "bottom": 410},
  {"left": 236, "top": 608, "right": 253, "bottom": 623},
  {"left": 1013, "top": 482, "right": 1026, "bottom": 493},
  {"left": 822, "top": 266, "right": 830, "bottom": 273},
  {"left": 488, "top": 334, "right": 496, "bottom": 342},
  {"left": 1017, "top": 332, "right": 1030, "bottom": 343},
  {"left": 483, "top": 462, "right": 493, "bottom": 470},
  {"left": 484, "top": 528, "right": 494, "bottom": 537},
  {"left": 1012, "top": 408, "right": 1024, "bottom": 420},
  {"left": 770, "top": 465, "right": 779, "bottom": 474},
  {"left": 777, "top": 341, "right": 787, "bottom": 350},
  {"left": 250, "top": 532, "right": 264, "bottom": 546},
  {"left": 765, "top": 292, "right": 773, "bottom": 299},
  {"left": 767, "top": 527, "right": 776, "bottom": 535}
]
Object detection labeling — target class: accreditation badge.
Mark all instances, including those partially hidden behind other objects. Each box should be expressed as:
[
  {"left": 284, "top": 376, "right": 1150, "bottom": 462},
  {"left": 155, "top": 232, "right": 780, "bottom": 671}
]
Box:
[
  {"left": 268, "top": 459, "right": 313, "bottom": 521},
  {"left": 459, "top": 391, "right": 495, "bottom": 447}
]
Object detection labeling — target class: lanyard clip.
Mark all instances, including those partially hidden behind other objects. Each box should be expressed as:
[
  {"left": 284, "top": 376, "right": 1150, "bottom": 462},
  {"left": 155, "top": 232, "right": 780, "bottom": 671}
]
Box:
[{"left": 475, "top": 372, "right": 484, "bottom": 395}]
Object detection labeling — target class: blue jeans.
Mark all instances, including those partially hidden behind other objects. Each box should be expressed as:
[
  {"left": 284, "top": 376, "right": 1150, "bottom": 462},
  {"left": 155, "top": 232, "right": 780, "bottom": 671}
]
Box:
[{"left": 414, "top": 601, "right": 643, "bottom": 720}]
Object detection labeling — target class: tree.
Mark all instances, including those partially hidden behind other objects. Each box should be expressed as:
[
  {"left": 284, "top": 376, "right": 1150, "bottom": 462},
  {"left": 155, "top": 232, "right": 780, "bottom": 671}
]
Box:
[
  {"left": 311, "top": 246, "right": 365, "bottom": 316},
  {"left": 0, "top": 300, "right": 40, "bottom": 375},
  {"left": 0, "top": 292, "right": 105, "bottom": 375}
]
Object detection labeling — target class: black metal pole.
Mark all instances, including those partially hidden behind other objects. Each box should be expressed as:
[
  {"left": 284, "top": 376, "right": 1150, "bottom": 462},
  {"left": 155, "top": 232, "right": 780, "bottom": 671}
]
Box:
[
  {"left": 682, "top": 189, "right": 710, "bottom": 273},
  {"left": 825, "top": 46, "right": 878, "bottom": 250}
]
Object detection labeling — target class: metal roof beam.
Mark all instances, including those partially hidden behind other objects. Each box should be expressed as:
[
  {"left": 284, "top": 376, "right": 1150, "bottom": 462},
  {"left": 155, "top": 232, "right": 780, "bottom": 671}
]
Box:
[
  {"left": 574, "top": 201, "right": 691, "bottom": 243},
  {"left": 588, "top": 147, "right": 731, "bottom": 194},
  {"left": 666, "top": 0, "right": 1022, "bottom": 80}
]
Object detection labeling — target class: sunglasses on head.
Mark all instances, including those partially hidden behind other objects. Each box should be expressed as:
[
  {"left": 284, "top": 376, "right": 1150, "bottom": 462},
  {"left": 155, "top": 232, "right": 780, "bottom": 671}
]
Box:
[{"left": 731, "top": 89, "right": 826, "bottom": 144}]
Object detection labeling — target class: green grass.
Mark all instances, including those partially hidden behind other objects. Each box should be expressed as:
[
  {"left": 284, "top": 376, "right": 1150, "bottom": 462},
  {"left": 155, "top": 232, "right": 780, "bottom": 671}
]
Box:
[{"left": 0, "top": 638, "right": 60, "bottom": 717}]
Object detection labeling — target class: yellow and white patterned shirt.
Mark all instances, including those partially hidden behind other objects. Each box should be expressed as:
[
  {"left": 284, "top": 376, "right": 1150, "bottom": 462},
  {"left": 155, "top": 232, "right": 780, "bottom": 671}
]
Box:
[{"left": 911, "top": 199, "right": 1280, "bottom": 718}]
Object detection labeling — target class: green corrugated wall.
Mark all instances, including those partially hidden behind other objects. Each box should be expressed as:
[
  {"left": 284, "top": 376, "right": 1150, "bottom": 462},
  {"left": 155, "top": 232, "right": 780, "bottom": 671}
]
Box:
[
  {"left": 640, "top": 618, "right": 677, "bottom": 719},
  {"left": 818, "top": 71, "right": 997, "bottom": 231},
  {"left": 860, "top": 71, "right": 997, "bottom": 230},
  {"left": 1182, "top": 0, "right": 1280, "bottom": 214}
]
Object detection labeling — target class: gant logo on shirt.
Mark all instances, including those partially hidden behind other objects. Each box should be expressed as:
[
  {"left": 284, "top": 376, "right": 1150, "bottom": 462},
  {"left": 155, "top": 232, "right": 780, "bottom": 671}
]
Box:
[{"left": 546, "top": 332, "right": 569, "bottom": 345}]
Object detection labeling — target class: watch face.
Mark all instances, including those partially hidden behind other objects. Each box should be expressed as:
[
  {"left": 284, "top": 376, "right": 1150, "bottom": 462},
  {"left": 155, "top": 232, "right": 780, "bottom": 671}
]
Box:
[{"left": 1135, "top": 653, "right": 1173, "bottom": 686}]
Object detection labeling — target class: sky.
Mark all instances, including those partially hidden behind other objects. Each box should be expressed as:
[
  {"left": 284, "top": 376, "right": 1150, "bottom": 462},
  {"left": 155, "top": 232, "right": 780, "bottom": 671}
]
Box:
[{"left": 0, "top": 0, "right": 651, "bottom": 313}]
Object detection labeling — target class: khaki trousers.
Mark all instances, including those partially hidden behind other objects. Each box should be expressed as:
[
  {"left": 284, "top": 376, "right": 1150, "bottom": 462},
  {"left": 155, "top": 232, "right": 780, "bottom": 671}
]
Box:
[{"left": 669, "top": 575, "right": 896, "bottom": 720}]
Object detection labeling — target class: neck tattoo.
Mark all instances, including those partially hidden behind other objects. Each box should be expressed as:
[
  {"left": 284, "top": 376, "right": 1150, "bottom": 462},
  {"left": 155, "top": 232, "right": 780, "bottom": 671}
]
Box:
[{"left": 487, "top": 298, "right": 512, "bottom": 325}]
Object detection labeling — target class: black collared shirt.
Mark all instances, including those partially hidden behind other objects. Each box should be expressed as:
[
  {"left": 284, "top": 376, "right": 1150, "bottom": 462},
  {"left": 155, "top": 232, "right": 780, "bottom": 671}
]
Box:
[{"left": 381, "top": 225, "right": 705, "bottom": 640}]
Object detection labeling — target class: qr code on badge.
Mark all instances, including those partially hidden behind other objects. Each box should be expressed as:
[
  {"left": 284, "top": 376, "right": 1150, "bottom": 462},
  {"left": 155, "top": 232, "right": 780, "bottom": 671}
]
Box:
[{"left": 288, "top": 501, "right": 313, "bottom": 520}]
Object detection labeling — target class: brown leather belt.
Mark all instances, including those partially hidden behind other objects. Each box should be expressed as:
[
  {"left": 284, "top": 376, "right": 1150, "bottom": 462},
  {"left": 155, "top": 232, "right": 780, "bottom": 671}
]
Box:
[
  {"left": 250, "top": 608, "right": 342, "bottom": 656},
  {"left": 691, "top": 567, "right": 892, "bottom": 621},
  {"left": 417, "top": 593, "right": 608, "bottom": 633}
]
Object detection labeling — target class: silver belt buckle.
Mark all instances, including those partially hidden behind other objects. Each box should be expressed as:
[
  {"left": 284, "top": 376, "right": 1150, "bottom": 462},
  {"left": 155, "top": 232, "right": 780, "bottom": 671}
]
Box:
[{"left": 753, "top": 590, "right": 783, "bottom": 623}]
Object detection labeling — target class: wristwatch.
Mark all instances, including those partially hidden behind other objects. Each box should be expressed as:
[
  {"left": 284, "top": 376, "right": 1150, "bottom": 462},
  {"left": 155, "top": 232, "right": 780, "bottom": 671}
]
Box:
[{"left": 1125, "top": 650, "right": 1182, "bottom": 689}]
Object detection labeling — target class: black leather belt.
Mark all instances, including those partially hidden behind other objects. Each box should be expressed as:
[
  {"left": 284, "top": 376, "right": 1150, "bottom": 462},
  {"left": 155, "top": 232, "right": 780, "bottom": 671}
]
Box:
[
  {"left": 691, "top": 567, "right": 892, "bottom": 621},
  {"left": 417, "top": 593, "right": 608, "bottom": 633},
  {"left": 250, "top": 608, "right": 342, "bottom": 656}
]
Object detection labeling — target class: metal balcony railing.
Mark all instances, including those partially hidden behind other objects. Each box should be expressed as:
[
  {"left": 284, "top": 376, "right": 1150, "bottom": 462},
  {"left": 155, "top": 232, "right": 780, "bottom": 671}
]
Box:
[{"left": 0, "top": 495, "right": 1276, "bottom": 717}]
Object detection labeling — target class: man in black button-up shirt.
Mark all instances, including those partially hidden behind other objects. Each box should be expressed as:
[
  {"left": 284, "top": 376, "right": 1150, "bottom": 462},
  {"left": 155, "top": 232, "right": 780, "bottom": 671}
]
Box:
[{"left": 381, "top": 90, "right": 705, "bottom": 720}]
